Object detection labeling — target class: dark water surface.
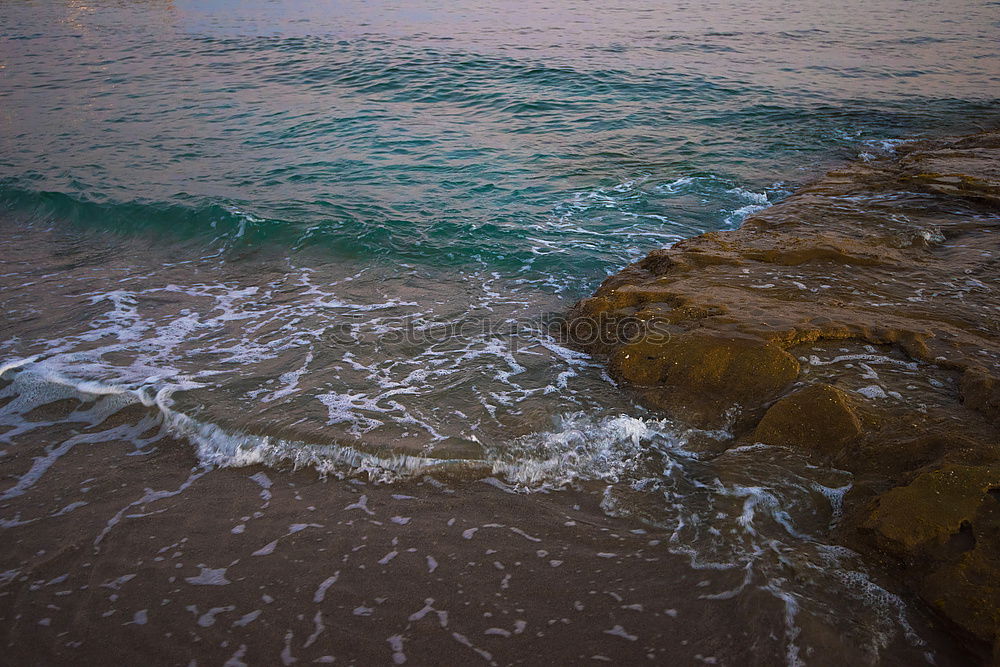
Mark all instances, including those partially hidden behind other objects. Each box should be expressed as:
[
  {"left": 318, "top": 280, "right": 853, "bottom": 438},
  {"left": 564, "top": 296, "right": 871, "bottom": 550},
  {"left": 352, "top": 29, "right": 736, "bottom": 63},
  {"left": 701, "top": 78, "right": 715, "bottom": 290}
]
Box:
[{"left": 1, "top": 1, "right": 998, "bottom": 664}]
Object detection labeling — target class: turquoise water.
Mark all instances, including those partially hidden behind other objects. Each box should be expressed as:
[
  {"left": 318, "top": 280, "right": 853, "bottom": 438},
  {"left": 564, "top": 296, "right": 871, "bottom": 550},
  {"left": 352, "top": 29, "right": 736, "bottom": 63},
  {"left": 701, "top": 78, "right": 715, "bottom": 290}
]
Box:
[
  {"left": 0, "top": 3, "right": 999, "bottom": 662},
  {"left": 7, "top": 0, "right": 997, "bottom": 455},
  {"left": 3, "top": 0, "right": 998, "bottom": 282}
]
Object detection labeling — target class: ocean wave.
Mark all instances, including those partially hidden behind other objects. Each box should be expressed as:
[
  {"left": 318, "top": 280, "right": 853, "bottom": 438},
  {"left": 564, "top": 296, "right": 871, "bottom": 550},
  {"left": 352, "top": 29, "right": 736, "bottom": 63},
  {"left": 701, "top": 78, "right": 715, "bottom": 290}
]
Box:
[
  {"left": 0, "top": 358, "right": 714, "bottom": 490},
  {"left": 0, "top": 357, "right": 931, "bottom": 661},
  {"left": 0, "top": 362, "right": 476, "bottom": 489},
  {"left": 0, "top": 169, "right": 790, "bottom": 286}
]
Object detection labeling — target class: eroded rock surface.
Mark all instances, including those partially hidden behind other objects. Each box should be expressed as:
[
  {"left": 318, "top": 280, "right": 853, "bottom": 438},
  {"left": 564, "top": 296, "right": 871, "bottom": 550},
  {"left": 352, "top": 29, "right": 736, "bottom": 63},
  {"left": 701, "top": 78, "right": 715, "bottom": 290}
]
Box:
[
  {"left": 566, "top": 131, "right": 1000, "bottom": 655},
  {"left": 753, "top": 383, "right": 862, "bottom": 454}
]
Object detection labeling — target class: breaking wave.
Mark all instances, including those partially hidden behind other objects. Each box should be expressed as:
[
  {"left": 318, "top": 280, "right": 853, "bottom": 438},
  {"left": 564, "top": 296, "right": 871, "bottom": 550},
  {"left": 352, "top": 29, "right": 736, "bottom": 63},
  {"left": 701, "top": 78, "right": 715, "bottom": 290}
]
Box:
[{"left": 0, "top": 359, "right": 931, "bottom": 663}]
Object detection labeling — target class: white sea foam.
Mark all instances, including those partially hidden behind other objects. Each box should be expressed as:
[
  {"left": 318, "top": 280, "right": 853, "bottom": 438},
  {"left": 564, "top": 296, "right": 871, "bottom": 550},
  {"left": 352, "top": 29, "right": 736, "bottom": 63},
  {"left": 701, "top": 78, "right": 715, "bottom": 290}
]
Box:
[
  {"left": 726, "top": 187, "right": 770, "bottom": 206},
  {"left": 0, "top": 361, "right": 473, "bottom": 488},
  {"left": 659, "top": 176, "right": 696, "bottom": 192},
  {"left": 862, "top": 137, "right": 913, "bottom": 155},
  {"left": 0, "top": 249, "right": 634, "bottom": 468},
  {"left": 485, "top": 412, "right": 693, "bottom": 488},
  {"left": 807, "top": 352, "right": 919, "bottom": 372},
  {"left": 1, "top": 362, "right": 940, "bottom": 660}
]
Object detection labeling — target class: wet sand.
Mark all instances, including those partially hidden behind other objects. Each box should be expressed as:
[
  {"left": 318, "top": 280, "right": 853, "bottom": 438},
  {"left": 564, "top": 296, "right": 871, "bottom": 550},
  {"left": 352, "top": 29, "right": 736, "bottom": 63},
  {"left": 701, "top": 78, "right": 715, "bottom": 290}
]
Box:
[{"left": 0, "top": 429, "right": 965, "bottom": 666}]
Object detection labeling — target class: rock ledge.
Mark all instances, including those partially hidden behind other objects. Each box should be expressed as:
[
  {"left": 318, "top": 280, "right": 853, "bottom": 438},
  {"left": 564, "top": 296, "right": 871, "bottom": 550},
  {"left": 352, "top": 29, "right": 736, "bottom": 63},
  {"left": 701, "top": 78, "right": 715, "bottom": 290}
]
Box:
[{"left": 566, "top": 131, "right": 1000, "bottom": 656}]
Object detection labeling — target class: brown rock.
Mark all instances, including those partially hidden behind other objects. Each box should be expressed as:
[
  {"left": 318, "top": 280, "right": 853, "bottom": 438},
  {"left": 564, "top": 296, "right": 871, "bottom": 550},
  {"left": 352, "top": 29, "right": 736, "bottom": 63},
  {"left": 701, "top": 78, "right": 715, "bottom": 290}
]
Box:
[
  {"left": 923, "top": 546, "right": 1000, "bottom": 644},
  {"left": 609, "top": 332, "right": 799, "bottom": 408},
  {"left": 962, "top": 367, "right": 1000, "bottom": 424},
  {"left": 863, "top": 464, "right": 1000, "bottom": 557},
  {"left": 752, "top": 383, "right": 862, "bottom": 454},
  {"left": 564, "top": 130, "right": 1000, "bottom": 656},
  {"left": 861, "top": 464, "right": 1000, "bottom": 644}
]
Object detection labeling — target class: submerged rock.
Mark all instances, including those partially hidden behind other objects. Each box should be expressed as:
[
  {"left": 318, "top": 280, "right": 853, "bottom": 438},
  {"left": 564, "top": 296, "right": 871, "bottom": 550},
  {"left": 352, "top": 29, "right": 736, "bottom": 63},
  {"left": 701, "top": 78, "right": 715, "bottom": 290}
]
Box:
[
  {"left": 753, "top": 383, "right": 862, "bottom": 454},
  {"left": 962, "top": 367, "right": 1000, "bottom": 425},
  {"left": 565, "top": 130, "right": 1000, "bottom": 654},
  {"left": 863, "top": 464, "right": 1000, "bottom": 557},
  {"left": 864, "top": 464, "right": 1000, "bottom": 645}
]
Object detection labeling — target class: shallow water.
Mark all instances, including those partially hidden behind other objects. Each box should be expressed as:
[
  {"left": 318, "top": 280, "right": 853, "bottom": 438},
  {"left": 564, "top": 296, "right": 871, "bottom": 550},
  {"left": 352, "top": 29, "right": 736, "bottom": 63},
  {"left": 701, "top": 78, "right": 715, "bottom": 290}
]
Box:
[{"left": 1, "top": 0, "right": 999, "bottom": 663}]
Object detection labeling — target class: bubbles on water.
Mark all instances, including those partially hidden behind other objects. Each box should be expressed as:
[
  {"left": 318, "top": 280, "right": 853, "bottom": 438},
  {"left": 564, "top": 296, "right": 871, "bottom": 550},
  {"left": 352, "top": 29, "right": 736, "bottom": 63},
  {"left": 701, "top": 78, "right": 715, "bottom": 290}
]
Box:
[
  {"left": 532, "top": 173, "right": 789, "bottom": 275},
  {"left": 0, "top": 346, "right": 940, "bottom": 664},
  {"left": 0, "top": 173, "right": 947, "bottom": 663},
  {"left": 487, "top": 412, "right": 700, "bottom": 487},
  {"left": 723, "top": 186, "right": 773, "bottom": 226}
]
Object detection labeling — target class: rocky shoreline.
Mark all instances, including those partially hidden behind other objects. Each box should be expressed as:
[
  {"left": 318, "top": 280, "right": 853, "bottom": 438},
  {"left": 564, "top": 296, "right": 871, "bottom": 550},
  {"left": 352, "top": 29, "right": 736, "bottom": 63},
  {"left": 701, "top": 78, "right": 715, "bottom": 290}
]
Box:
[{"left": 566, "top": 131, "right": 1000, "bottom": 660}]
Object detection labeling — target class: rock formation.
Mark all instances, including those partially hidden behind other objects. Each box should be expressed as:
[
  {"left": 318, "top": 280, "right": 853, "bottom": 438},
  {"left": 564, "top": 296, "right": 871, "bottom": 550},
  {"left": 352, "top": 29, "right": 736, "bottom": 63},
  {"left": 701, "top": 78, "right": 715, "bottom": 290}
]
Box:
[{"left": 566, "top": 131, "right": 1000, "bottom": 658}]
